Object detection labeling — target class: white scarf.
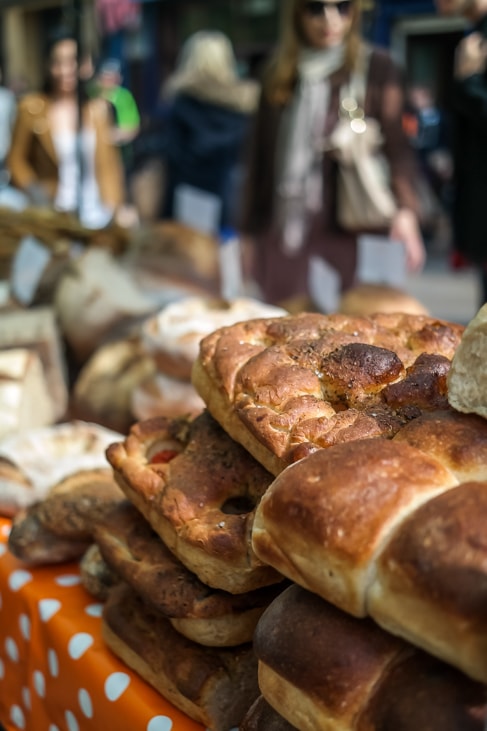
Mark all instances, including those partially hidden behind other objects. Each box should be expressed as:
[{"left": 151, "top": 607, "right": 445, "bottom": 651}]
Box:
[{"left": 276, "top": 44, "right": 345, "bottom": 255}]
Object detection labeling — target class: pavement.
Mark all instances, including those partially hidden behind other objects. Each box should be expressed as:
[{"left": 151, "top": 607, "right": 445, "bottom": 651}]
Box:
[{"left": 404, "top": 253, "right": 479, "bottom": 326}]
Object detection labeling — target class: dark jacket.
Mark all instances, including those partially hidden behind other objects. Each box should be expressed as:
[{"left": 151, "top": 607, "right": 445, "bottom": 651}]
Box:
[
  {"left": 162, "top": 93, "right": 253, "bottom": 229},
  {"left": 450, "top": 14, "right": 487, "bottom": 264},
  {"left": 240, "top": 47, "right": 422, "bottom": 304}
]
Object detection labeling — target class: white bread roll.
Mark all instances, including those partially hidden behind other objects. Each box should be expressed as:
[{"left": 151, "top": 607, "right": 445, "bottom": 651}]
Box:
[{"left": 448, "top": 303, "right": 487, "bottom": 419}]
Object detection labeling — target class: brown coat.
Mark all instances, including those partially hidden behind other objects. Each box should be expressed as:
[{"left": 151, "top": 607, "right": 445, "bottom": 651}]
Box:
[
  {"left": 240, "top": 47, "right": 423, "bottom": 305},
  {"left": 7, "top": 93, "right": 124, "bottom": 211}
]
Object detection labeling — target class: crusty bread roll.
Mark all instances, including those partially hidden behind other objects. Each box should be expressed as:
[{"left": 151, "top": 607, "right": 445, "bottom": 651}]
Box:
[
  {"left": 8, "top": 468, "right": 123, "bottom": 565},
  {"left": 106, "top": 411, "right": 281, "bottom": 594},
  {"left": 367, "top": 481, "right": 487, "bottom": 685},
  {"left": 252, "top": 438, "right": 458, "bottom": 617},
  {"left": 192, "top": 312, "right": 464, "bottom": 475},
  {"left": 254, "top": 585, "right": 486, "bottom": 731},
  {"left": 448, "top": 303, "right": 487, "bottom": 419},
  {"left": 339, "top": 283, "right": 429, "bottom": 317},
  {"left": 94, "top": 500, "right": 284, "bottom": 646},
  {"left": 54, "top": 247, "right": 154, "bottom": 362},
  {"left": 102, "top": 583, "right": 259, "bottom": 731},
  {"left": 71, "top": 337, "right": 156, "bottom": 434},
  {"left": 251, "top": 417, "right": 487, "bottom": 683}
]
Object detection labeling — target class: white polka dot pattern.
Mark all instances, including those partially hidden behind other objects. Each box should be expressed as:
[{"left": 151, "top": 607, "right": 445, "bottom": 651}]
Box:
[
  {"left": 105, "top": 672, "right": 131, "bottom": 701},
  {"left": 8, "top": 570, "right": 32, "bottom": 592},
  {"left": 21, "top": 687, "right": 30, "bottom": 710},
  {"left": 65, "top": 710, "right": 80, "bottom": 731},
  {"left": 5, "top": 636, "right": 19, "bottom": 662},
  {"left": 84, "top": 603, "right": 103, "bottom": 618},
  {"left": 48, "top": 648, "right": 59, "bottom": 677},
  {"left": 19, "top": 614, "right": 30, "bottom": 641},
  {"left": 68, "top": 632, "right": 94, "bottom": 660},
  {"left": 10, "top": 704, "right": 25, "bottom": 729},
  {"left": 55, "top": 575, "right": 81, "bottom": 587},
  {"left": 78, "top": 688, "right": 93, "bottom": 718},
  {"left": 38, "top": 598, "right": 61, "bottom": 622},
  {"left": 147, "top": 717, "right": 174, "bottom": 731},
  {"left": 33, "top": 669, "right": 46, "bottom": 698}
]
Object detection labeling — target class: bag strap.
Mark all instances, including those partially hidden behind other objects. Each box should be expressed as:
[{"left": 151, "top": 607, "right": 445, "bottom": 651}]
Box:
[{"left": 340, "top": 44, "right": 372, "bottom": 114}]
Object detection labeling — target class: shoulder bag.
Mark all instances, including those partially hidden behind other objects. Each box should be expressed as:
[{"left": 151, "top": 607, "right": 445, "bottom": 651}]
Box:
[{"left": 326, "top": 47, "right": 397, "bottom": 232}]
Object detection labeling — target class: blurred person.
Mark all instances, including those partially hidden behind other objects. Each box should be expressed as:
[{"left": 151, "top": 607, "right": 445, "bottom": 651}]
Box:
[
  {"left": 92, "top": 58, "right": 140, "bottom": 184},
  {"left": 0, "top": 66, "right": 16, "bottom": 170},
  {"left": 160, "top": 30, "right": 259, "bottom": 231},
  {"left": 239, "top": 0, "right": 426, "bottom": 308},
  {"left": 434, "top": 0, "right": 487, "bottom": 304},
  {"left": 7, "top": 29, "right": 126, "bottom": 229}
]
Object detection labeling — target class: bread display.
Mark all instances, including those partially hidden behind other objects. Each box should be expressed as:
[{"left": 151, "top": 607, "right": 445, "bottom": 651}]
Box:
[
  {"left": 241, "top": 695, "right": 297, "bottom": 730},
  {"left": 102, "top": 583, "right": 259, "bottom": 731},
  {"left": 192, "top": 312, "right": 464, "bottom": 475},
  {"left": 448, "top": 303, "right": 487, "bottom": 418},
  {"left": 79, "top": 543, "right": 119, "bottom": 601},
  {"left": 94, "top": 500, "right": 284, "bottom": 646},
  {"left": 252, "top": 411, "right": 487, "bottom": 682},
  {"left": 253, "top": 584, "right": 486, "bottom": 731},
  {"left": 106, "top": 411, "right": 280, "bottom": 593}
]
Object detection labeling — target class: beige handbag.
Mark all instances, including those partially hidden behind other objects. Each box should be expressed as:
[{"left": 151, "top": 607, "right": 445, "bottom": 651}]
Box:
[{"left": 327, "top": 47, "right": 397, "bottom": 232}]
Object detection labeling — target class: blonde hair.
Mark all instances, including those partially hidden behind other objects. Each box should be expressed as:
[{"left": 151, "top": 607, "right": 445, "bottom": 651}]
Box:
[
  {"left": 166, "top": 30, "right": 240, "bottom": 94},
  {"left": 263, "top": 0, "right": 362, "bottom": 105}
]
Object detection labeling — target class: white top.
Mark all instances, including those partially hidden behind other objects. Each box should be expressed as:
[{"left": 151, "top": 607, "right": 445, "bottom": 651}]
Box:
[{"left": 53, "top": 128, "right": 113, "bottom": 229}]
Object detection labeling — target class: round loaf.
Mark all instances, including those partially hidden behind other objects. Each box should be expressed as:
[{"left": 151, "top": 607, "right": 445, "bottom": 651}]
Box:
[
  {"left": 131, "top": 372, "right": 205, "bottom": 421},
  {"left": 339, "top": 283, "right": 429, "bottom": 317}
]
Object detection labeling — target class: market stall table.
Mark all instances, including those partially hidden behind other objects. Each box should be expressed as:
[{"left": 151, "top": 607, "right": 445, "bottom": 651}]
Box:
[{"left": 0, "top": 517, "right": 205, "bottom": 731}]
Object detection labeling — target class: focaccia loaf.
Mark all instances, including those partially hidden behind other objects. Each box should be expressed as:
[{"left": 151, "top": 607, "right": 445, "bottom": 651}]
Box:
[
  {"left": 447, "top": 303, "right": 487, "bottom": 418},
  {"left": 106, "top": 410, "right": 281, "bottom": 593},
  {"left": 252, "top": 410, "right": 487, "bottom": 682},
  {"left": 254, "top": 585, "right": 486, "bottom": 731},
  {"left": 192, "top": 312, "right": 464, "bottom": 475}
]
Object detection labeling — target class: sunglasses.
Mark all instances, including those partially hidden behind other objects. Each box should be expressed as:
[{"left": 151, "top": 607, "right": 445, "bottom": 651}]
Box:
[{"left": 304, "top": 0, "right": 353, "bottom": 17}]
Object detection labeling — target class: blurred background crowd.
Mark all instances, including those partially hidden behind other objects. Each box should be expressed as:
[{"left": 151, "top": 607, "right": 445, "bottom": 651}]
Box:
[{"left": 0, "top": 0, "right": 481, "bottom": 325}]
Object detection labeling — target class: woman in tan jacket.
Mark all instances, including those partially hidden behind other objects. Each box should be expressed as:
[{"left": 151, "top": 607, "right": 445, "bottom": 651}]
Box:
[{"left": 7, "top": 30, "right": 124, "bottom": 228}]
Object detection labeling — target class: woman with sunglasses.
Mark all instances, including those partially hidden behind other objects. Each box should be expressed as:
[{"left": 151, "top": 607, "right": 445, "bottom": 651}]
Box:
[{"left": 240, "top": 0, "right": 426, "bottom": 309}]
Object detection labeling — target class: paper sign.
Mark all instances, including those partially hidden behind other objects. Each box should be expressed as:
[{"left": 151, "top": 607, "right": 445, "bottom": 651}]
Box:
[
  {"left": 357, "top": 235, "right": 407, "bottom": 288},
  {"left": 10, "top": 235, "right": 52, "bottom": 306},
  {"left": 174, "top": 184, "right": 222, "bottom": 235},
  {"left": 308, "top": 256, "right": 341, "bottom": 313}
]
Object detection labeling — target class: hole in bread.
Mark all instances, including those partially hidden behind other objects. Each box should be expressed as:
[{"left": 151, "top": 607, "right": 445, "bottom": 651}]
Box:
[
  {"left": 221, "top": 496, "right": 255, "bottom": 515},
  {"left": 146, "top": 440, "right": 182, "bottom": 464}
]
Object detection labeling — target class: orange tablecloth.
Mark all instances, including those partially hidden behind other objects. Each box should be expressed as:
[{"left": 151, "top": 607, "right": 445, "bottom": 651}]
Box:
[{"left": 0, "top": 517, "right": 204, "bottom": 731}]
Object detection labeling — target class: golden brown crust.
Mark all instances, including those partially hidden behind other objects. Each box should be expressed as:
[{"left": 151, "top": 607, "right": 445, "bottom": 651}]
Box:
[
  {"left": 357, "top": 651, "right": 487, "bottom": 731},
  {"left": 368, "top": 481, "right": 487, "bottom": 682},
  {"left": 393, "top": 409, "right": 487, "bottom": 482},
  {"left": 102, "top": 583, "right": 259, "bottom": 731},
  {"left": 254, "top": 585, "right": 410, "bottom": 730},
  {"left": 79, "top": 543, "right": 119, "bottom": 601},
  {"left": 252, "top": 439, "right": 458, "bottom": 616},
  {"left": 106, "top": 411, "right": 281, "bottom": 593},
  {"left": 253, "top": 586, "right": 486, "bottom": 731},
  {"left": 192, "top": 312, "right": 464, "bottom": 475},
  {"left": 94, "top": 500, "right": 284, "bottom": 645}
]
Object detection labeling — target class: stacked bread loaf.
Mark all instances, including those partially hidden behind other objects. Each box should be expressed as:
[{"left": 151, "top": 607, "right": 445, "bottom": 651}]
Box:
[
  {"left": 187, "top": 310, "right": 487, "bottom": 729},
  {"left": 133, "top": 295, "right": 287, "bottom": 421},
  {"left": 102, "top": 410, "right": 287, "bottom": 730}
]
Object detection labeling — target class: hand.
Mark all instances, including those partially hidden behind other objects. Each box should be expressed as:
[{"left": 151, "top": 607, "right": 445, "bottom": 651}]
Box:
[
  {"left": 454, "top": 33, "right": 487, "bottom": 79},
  {"left": 389, "top": 208, "right": 426, "bottom": 274}
]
